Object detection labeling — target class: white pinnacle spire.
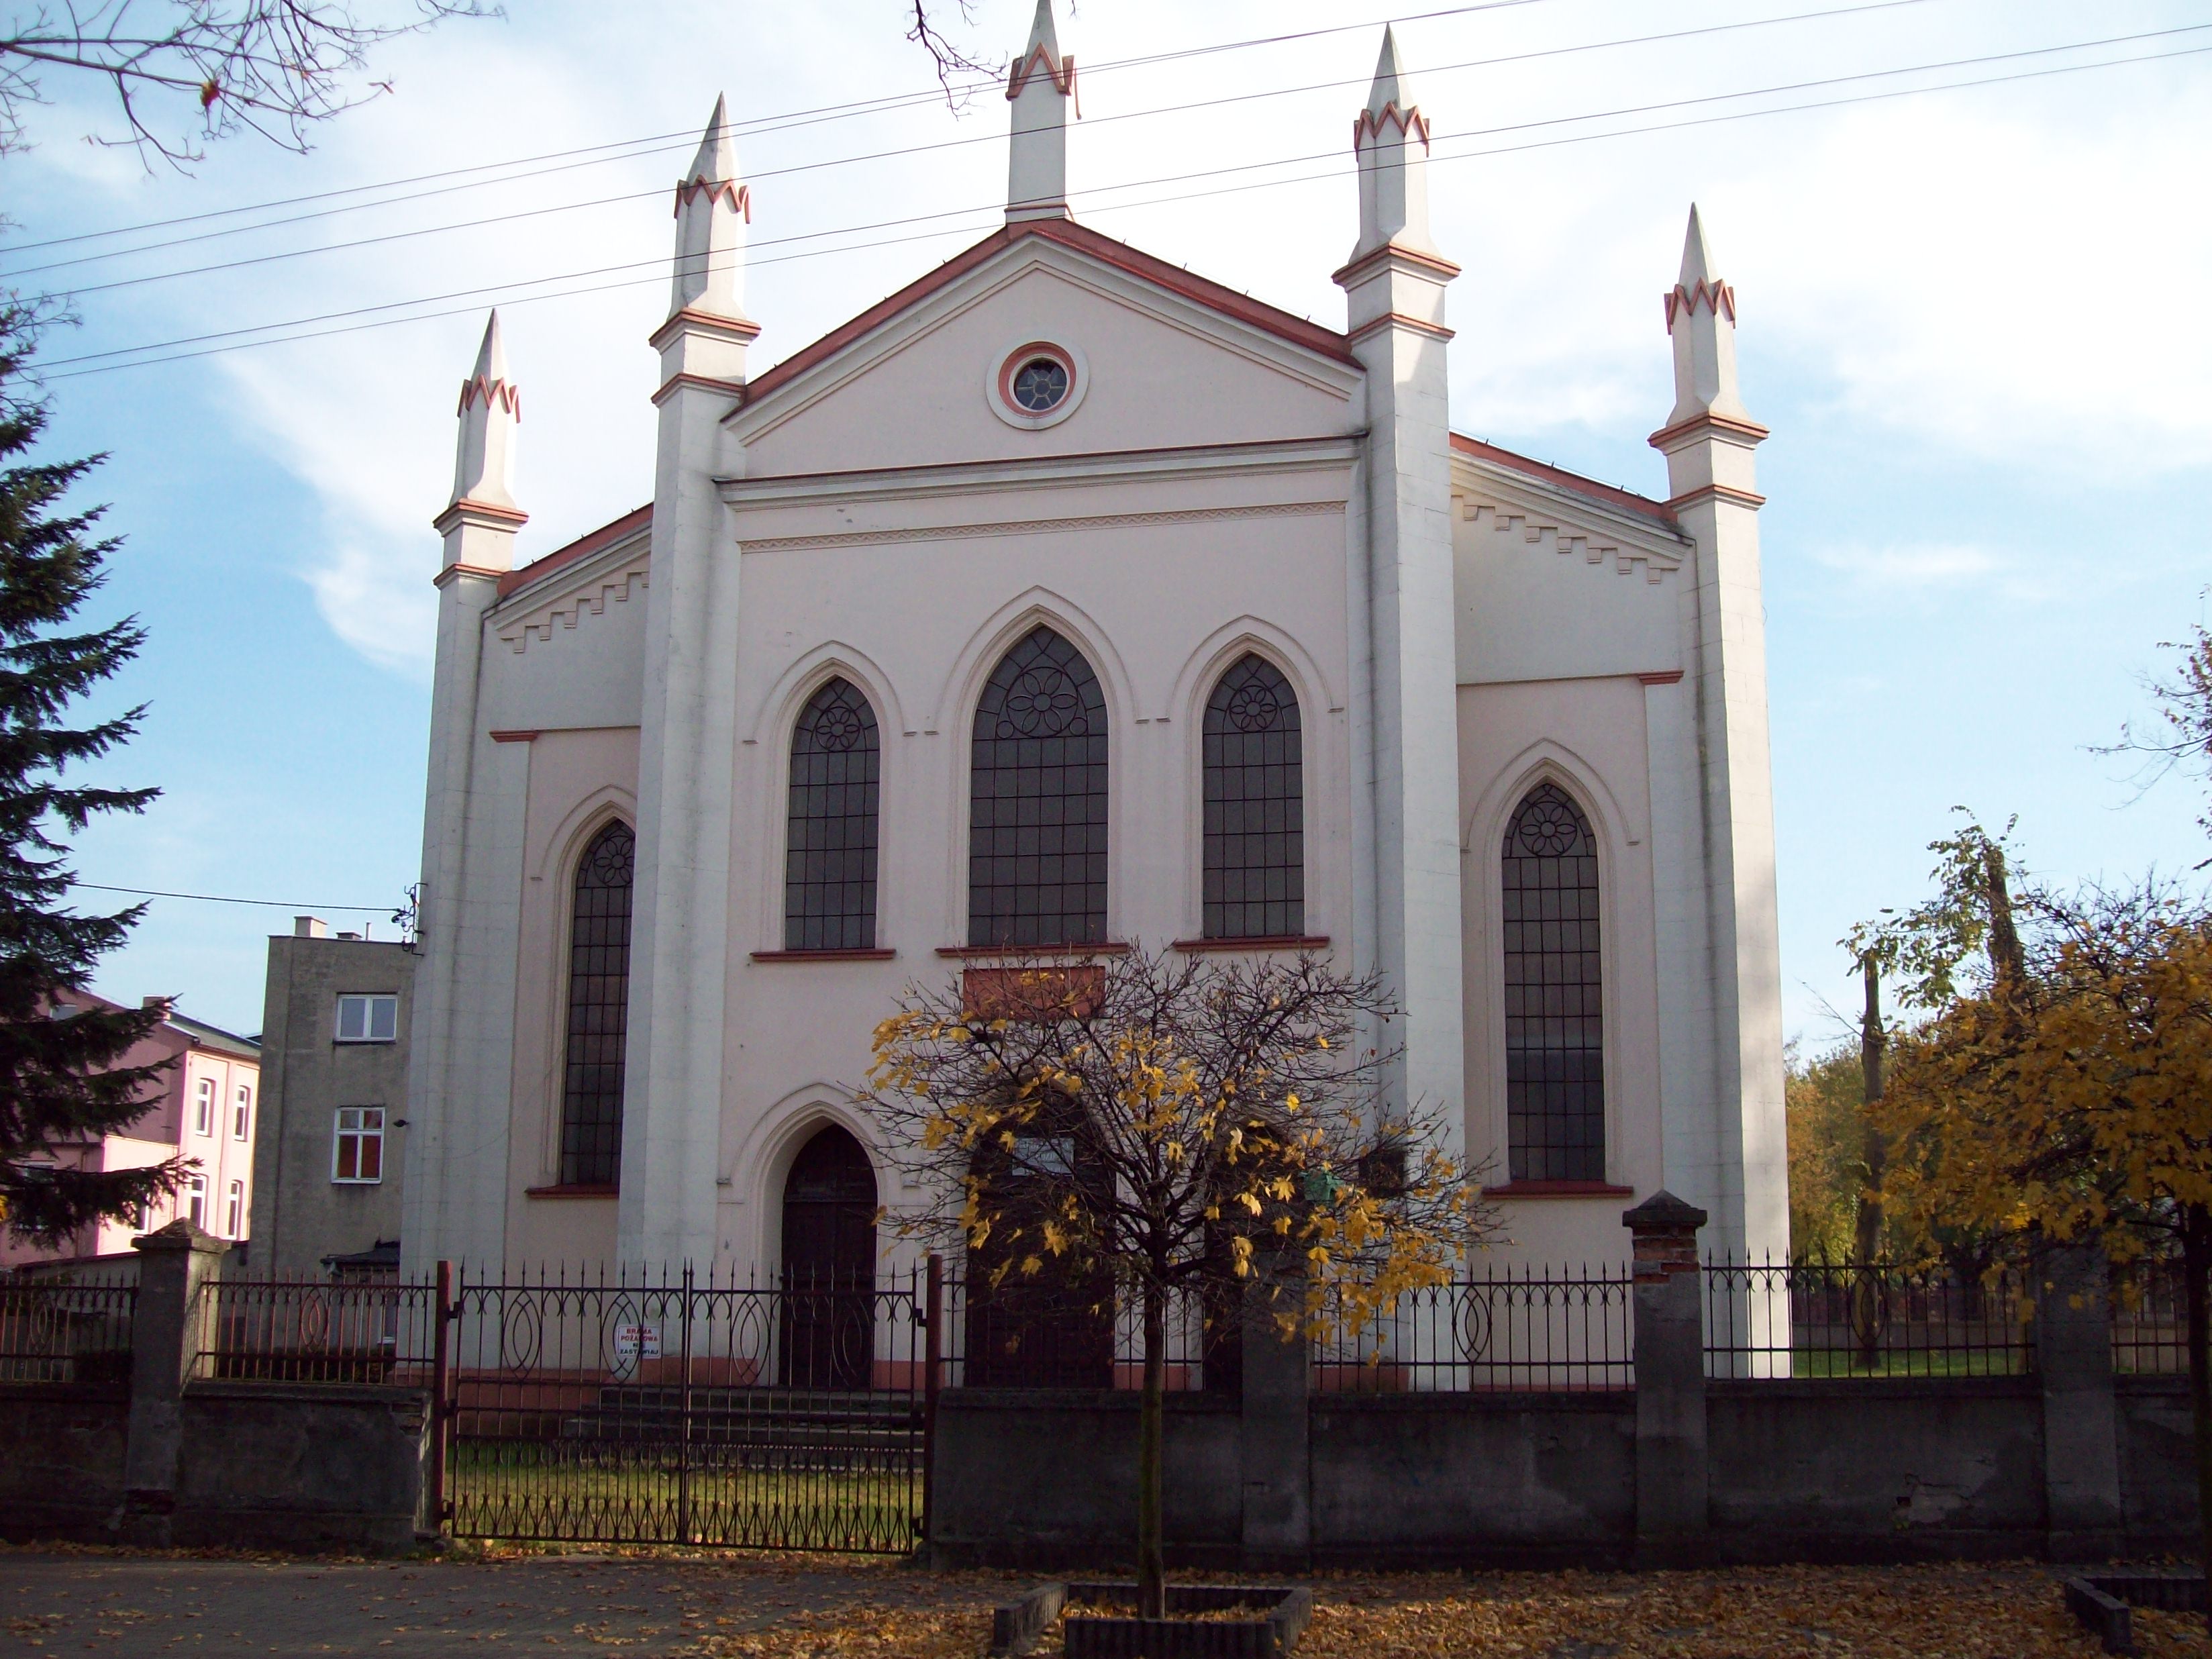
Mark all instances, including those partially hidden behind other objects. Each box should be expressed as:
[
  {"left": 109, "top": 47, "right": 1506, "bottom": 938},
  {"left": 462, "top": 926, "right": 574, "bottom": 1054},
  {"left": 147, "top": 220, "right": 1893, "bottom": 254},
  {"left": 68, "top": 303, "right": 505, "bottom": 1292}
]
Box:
[
  {"left": 1350, "top": 26, "right": 1433, "bottom": 261},
  {"left": 670, "top": 94, "right": 750, "bottom": 321},
  {"left": 449, "top": 310, "right": 519, "bottom": 513},
  {"left": 1663, "top": 203, "right": 1751, "bottom": 428},
  {"left": 1005, "top": 0, "right": 1074, "bottom": 223}
]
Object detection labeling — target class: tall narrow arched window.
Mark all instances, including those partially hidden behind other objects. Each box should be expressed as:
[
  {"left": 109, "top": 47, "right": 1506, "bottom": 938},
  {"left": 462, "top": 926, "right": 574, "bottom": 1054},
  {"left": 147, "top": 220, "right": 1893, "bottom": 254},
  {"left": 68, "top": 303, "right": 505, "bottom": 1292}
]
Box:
[
  {"left": 560, "top": 821, "right": 635, "bottom": 1188},
  {"left": 785, "top": 677, "right": 880, "bottom": 950},
  {"left": 1501, "top": 784, "right": 1604, "bottom": 1183},
  {"left": 1203, "top": 654, "right": 1303, "bottom": 939},
  {"left": 968, "top": 626, "right": 1108, "bottom": 947}
]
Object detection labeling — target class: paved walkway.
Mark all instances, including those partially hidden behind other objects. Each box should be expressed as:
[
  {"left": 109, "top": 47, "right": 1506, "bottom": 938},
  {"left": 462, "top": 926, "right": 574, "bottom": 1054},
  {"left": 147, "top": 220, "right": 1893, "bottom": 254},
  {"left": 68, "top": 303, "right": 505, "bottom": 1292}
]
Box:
[{"left": 0, "top": 1550, "right": 998, "bottom": 1657}]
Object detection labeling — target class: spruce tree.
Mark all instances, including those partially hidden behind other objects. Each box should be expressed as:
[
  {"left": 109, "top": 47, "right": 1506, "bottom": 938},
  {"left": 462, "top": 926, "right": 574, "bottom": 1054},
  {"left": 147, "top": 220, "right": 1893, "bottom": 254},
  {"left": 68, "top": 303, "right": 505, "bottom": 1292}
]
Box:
[{"left": 0, "top": 301, "right": 172, "bottom": 1246}]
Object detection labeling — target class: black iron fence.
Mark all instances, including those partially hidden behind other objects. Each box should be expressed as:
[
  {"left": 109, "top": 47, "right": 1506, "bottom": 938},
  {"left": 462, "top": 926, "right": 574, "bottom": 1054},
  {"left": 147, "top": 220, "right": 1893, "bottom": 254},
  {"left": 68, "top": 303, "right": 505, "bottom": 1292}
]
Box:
[
  {"left": 940, "top": 1272, "right": 1220, "bottom": 1391},
  {"left": 0, "top": 1272, "right": 136, "bottom": 1385},
  {"left": 437, "top": 1262, "right": 934, "bottom": 1552},
  {"left": 2111, "top": 1256, "right": 2189, "bottom": 1375},
  {"left": 196, "top": 1276, "right": 435, "bottom": 1384},
  {"left": 1704, "top": 1258, "right": 2034, "bottom": 1379},
  {"left": 1313, "top": 1264, "right": 1637, "bottom": 1393},
  {"left": 940, "top": 1264, "right": 1638, "bottom": 1394}
]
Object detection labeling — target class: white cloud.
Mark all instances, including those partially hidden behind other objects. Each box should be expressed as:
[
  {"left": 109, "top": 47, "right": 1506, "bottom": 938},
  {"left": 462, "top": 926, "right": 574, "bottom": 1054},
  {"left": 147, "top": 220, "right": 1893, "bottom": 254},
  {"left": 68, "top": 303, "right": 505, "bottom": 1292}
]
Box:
[
  {"left": 1809, "top": 542, "right": 2003, "bottom": 589},
  {"left": 19, "top": 0, "right": 2211, "bottom": 681}
]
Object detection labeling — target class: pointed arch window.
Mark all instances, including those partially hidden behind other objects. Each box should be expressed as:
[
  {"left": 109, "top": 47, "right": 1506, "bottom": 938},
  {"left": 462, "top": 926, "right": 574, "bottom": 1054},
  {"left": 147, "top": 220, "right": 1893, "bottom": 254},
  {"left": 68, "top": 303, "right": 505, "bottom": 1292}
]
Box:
[
  {"left": 968, "top": 626, "right": 1109, "bottom": 947},
  {"left": 1203, "top": 654, "right": 1303, "bottom": 939},
  {"left": 560, "top": 821, "right": 635, "bottom": 1188},
  {"left": 1501, "top": 784, "right": 1604, "bottom": 1183},
  {"left": 785, "top": 677, "right": 881, "bottom": 950}
]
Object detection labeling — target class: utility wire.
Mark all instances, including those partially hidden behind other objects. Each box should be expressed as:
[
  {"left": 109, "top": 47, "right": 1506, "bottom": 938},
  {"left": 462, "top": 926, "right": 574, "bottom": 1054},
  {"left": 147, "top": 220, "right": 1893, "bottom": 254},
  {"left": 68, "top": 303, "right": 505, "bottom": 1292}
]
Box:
[
  {"left": 69, "top": 881, "right": 397, "bottom": 913},
  {"left": 3, "top": 0, "right": 1943, "bottom": 283},
  {"left": 35, "top": 30, "right": 2209, "bottom": 380},
  {"left": 0, "top": 0, "right": 1567, "bottom": 259}
]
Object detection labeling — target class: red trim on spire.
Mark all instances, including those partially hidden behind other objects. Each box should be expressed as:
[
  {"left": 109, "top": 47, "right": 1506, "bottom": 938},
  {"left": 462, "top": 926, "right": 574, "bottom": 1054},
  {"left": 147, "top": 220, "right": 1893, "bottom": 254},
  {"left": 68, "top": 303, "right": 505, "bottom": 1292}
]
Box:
[
  {"left": 456, "top": 375, "right": 519, "bottom": 418},
  {"left": 1006, "top": 44, "right": 1078, "bottom": 107},
  {"left": 1449, "top": 433, "right": 1678, "bottom": 530},
  {"left": 1352, "top": 101, "right": 1429, "bottom": 150},
  {"left": 494, "top": 503, "right": 652, "bottom": 600},
  {"left": 674, "top": 177, "right": 751, "bottom": 222},
  {"left": 1663, "top": 279, "right": 1736, "bottom": 330},
  {"left": 736, "top": 219, "right": 1355, "bottom": 414}
]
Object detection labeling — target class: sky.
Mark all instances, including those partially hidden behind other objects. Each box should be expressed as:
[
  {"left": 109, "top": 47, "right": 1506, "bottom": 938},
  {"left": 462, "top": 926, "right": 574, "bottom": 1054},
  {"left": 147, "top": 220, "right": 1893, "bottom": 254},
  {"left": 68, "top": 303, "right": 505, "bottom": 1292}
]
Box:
[{"left": 1, "top": 0, "right": 2207, "bottom": 1049}]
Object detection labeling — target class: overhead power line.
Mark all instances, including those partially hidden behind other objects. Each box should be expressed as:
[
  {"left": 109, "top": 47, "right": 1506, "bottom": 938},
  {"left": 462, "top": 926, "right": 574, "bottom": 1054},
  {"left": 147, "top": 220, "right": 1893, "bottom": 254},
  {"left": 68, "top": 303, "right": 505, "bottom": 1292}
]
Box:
[
  {"left": 69, "top": 881, "right": 397, "bottom": 913},
  {"left": 3, "top": 0, "right": 1944, "bottom": 286},
  {"left": 0, "top": 0, "right": 1568, "bottom": 261},
  {"left": 34, "top": 29, "right": 2208, "bottom": 382},
  {"left": 9, "top": 0, "right": 1952, "bottom": 296}
]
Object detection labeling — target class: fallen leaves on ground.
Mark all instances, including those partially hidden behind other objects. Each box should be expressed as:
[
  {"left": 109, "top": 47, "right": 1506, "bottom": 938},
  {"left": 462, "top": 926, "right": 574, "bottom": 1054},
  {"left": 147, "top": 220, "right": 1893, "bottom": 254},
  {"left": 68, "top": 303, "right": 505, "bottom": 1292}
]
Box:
[{"left": 685, "top": 1562, "right": 2212, "bottom": 1658}]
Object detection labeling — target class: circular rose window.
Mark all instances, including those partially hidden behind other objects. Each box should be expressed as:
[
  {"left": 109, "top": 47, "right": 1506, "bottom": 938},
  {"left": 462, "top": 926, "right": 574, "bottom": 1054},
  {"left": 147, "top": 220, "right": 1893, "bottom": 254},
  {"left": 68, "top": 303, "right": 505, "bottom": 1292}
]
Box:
[
  {"left": 1010, "top": 356, "right": 1069, "bottom": 412},
  {"left": 987, "top": 341, "right": 1087, "bottom": 429}
]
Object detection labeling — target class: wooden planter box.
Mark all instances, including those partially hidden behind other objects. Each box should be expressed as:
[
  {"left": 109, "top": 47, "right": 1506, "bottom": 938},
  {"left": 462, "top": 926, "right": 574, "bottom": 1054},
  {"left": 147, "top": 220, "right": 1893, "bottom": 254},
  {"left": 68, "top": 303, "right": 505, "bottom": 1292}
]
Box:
[{"left": 993, "top": 1581, "right": 1311, "bottom": 1658}]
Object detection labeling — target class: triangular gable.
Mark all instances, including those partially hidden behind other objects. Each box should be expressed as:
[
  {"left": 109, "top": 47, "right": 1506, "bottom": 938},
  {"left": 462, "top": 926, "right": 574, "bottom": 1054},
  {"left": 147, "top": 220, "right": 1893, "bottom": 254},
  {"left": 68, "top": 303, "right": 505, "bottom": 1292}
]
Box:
[
  {"left": 491, "top": 505, "right": 652, "bottom": 650},
  {"left": 1450, "top": 434, "right": 1687, "bottom": 585},
  {"left": 737, "top": 219, "right": 1356, "bottom": 419}
]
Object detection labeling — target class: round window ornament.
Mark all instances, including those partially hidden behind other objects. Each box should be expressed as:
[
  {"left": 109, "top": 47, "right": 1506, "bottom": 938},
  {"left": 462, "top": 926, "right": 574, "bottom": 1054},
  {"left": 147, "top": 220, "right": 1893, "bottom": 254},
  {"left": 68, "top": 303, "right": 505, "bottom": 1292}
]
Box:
[{"left": 987, "top": 340, "right": 1087, "bottom": 430}]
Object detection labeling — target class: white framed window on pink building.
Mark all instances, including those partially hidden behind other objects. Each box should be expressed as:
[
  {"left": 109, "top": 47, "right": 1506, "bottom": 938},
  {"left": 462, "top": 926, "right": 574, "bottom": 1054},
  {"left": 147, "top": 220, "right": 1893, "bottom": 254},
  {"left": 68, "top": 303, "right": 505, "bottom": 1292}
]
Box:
[
  {"left": 225, "top": 1180, "right": 243, "bottom": 1237},
  {"left": 186, "top": 1173, "right": 207, "bottom": 1227},
  {"left": 233, "top": 1083, "right": 252, "bottom": 1142},
  {"left": 193, "top": 1077, "right": 215, "bottom": 1136},
  {"left": 334, "top": 1107, "right": 384, "bottom": 1183}
]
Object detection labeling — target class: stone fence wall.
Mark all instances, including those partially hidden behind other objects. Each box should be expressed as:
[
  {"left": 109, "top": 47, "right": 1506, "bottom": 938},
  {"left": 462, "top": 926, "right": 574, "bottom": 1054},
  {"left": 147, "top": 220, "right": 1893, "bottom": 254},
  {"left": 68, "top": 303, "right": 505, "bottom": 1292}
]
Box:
[
  {"left": 0, "top": 1222, "right": 428, "bottom": 1553},
  {"left": 929, "top": 1197, "right": 2199, "bottom": 1570}
]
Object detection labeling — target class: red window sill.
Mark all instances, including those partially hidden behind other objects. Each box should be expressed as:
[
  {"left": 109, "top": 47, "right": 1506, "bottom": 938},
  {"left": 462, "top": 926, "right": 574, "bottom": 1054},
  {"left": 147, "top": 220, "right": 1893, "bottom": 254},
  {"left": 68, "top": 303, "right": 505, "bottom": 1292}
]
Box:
[
  {"left": 936, "top": 942, "right": 1133, "bottom": 958},
  {"left": 1481, "top": 1180, "right": 1635, "bottom": 1199},
  {"left": 523, "top": 1183, "right": 619, "bottom": 1199},
  {"left": 1170, "top": 935, "right": 1330, "bottom": 952},
  {"left": 749, "top": 948, "right": 897, "bottom": 962}
]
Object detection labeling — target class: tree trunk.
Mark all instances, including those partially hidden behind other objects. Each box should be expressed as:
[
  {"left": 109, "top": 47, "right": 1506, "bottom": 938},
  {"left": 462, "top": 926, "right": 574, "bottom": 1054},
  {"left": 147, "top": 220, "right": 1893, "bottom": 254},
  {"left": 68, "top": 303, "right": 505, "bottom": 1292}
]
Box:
[
  {"left": 1984, "top": 841, "right": 2026, "bottom": 988},
  {"left": 1852, "top": 957, "right": 1888, "bottom": 1368},
  {"left": 2185, "top": 1205, "right": 2212, "bottom": 1610},
  {"left": 1138, "top": 1281, "right": 1166, "bottom": 1619}
]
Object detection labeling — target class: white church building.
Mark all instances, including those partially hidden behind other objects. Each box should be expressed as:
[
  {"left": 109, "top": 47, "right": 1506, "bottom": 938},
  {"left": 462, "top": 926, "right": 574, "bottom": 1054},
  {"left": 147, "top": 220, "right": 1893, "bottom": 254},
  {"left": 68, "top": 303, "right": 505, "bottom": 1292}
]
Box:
[{"left": 400, "top": 3, "right": 1790, "bottom": 1291}]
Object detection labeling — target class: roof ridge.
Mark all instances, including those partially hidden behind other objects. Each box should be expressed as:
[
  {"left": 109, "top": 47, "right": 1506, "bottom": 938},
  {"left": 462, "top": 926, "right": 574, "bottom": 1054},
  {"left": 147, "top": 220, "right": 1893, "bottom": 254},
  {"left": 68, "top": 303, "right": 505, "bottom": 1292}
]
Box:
[
  {"left": 1449, "top": 432, "right": 1676, "bottom": 527},
  {"left": 496, "top": 503, "right": 653, "bottom": 601},
  {"left": 738, "top": 218, "right": 1354, "bottom": 413}
]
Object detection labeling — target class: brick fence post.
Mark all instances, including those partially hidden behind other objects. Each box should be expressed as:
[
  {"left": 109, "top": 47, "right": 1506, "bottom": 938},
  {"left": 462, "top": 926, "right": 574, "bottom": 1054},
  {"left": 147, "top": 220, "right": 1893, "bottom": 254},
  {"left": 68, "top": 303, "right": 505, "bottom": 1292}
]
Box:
[
  {"left": 1240, "top": 1264, "right": 1311, "bottom": 1571},
  {"left": 2036, "top": 1242, "right": 2124, "bottom": 1562},
  {"left": 119, "top": 1219, "right": 228, "bottom": 1546},
  {"left": 1624, "top": 1191, "right": 1709, "bottom": 1567}
]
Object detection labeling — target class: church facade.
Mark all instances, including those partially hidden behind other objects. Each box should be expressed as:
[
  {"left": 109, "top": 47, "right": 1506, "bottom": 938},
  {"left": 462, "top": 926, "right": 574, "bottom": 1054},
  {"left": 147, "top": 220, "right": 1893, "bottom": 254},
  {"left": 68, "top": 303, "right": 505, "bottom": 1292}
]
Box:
[{"left": 399, "top": 5, "right": 1789, "bottom": 1286}]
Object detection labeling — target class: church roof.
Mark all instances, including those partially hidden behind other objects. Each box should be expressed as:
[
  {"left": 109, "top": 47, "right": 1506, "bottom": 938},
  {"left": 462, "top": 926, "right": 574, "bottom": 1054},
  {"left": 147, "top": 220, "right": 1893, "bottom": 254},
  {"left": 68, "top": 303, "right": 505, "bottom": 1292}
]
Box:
[
  {"left": 735, "top": 217, "right": 1359, "bottom": 413},
  {"left": 1450, "top": 434, "right": 1678, "bottom": 533},
  {"left": 495, "top": 503, "right": 650, "bottom": 599}
]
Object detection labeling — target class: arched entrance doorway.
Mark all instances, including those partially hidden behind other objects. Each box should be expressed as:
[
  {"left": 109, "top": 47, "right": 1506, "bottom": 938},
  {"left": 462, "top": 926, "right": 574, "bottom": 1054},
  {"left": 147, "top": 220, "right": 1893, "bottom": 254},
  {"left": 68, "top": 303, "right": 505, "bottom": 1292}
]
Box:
[{"left": 778, "top": 1125, "right": 878, "bottom": 1389}]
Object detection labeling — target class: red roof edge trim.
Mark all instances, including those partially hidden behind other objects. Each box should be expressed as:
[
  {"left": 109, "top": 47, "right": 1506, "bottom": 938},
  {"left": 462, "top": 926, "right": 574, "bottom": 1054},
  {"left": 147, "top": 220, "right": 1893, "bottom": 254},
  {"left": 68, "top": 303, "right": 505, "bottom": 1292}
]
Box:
[
  {"left": 737, "top": 219, "right": 1356, "bottom": 415},
  {"left": 1450, "top": 433, "right": 1678, "bottom": 530},
  {"left": 495, "top": 504, "right": 653, "bottom": 600}
]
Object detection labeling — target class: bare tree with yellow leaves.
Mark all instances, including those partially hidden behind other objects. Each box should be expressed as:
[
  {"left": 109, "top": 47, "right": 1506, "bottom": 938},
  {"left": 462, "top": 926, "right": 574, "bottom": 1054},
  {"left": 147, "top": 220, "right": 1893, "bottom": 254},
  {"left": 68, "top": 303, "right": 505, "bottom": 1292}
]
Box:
[{"left": 864, "top": 944, "right": 1493, "bottom": 1619}]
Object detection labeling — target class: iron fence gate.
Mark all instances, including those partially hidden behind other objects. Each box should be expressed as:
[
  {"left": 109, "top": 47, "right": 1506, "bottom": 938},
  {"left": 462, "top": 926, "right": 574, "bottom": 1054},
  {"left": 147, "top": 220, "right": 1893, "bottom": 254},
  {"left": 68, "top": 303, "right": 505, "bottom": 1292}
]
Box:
[{"left": 431, "top": 1260, "right": 940, "bottom": 1552}]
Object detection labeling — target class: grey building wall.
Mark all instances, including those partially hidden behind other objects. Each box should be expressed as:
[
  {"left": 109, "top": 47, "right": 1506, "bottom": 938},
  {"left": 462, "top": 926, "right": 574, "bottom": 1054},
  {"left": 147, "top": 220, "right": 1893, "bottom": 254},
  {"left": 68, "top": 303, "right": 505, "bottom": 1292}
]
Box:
[{"left": 251, "top": 935, "right": 417, "bottom": 1279}]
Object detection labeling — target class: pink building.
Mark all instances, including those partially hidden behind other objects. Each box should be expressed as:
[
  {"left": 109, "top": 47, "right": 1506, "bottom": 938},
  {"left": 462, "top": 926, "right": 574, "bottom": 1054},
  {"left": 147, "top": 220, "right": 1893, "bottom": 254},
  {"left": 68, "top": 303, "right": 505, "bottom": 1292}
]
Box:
[{"left": 0, "top": 995, "right": 262, "bottom": 1270}]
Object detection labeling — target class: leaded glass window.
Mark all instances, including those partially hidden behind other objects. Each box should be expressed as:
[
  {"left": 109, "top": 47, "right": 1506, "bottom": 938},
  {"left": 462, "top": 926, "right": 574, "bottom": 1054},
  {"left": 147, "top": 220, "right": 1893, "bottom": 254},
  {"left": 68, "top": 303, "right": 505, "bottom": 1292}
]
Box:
[
  {"left": 785, "top": 678, "right": 880, "bottom": 950},
  {"left": 1501, "top": 784, "right": 1604, "bottom": 1183},
  {"left": 1203, "top": 654, "right": 1303, "bottom": 938},
  {"left": 968, "top": 626, "right": 1108, "bottom": 947},
  {"left": 560, "top": 821, "right": 634, "bottom": 1187}
]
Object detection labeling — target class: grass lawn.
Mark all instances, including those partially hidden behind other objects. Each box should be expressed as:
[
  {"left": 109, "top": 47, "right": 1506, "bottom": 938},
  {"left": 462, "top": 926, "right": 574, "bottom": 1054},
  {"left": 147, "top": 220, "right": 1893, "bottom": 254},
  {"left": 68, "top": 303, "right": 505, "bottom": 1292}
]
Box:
[
  {"left": 678, "top": 1561, "right": 2210, "bottom": 1658},
  {"left": 448, "top": 1440, "right": 921, "bottom": 1552},
  {"left": 1783, "top": 1347, "right": 2029, "bottom": 1378}
]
